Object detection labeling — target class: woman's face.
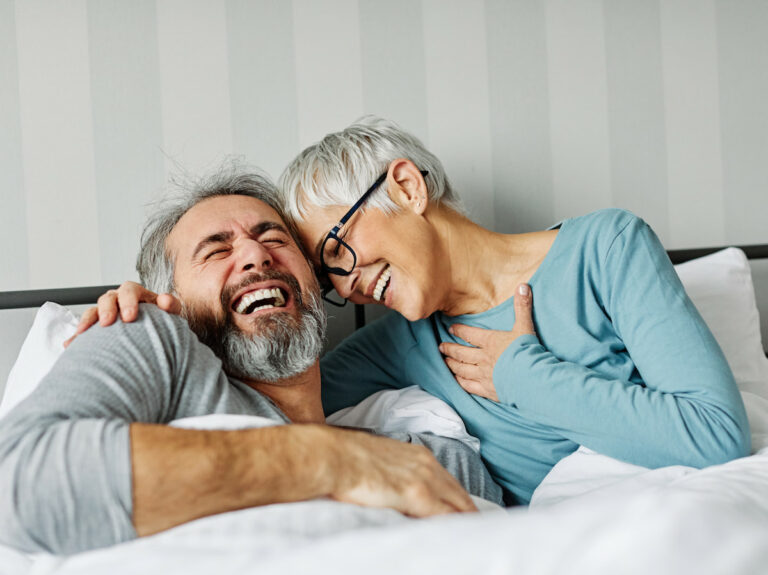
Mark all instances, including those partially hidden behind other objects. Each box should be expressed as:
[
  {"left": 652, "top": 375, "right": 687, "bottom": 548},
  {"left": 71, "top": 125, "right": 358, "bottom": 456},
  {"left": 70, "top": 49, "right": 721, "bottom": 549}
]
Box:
[{"left": 295, "top": 203, "right": 447, "bottom": 322}]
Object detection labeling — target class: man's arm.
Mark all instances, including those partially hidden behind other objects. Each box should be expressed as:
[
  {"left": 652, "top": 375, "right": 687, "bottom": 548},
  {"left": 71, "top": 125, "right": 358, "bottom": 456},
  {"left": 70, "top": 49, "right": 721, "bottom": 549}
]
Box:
[
  {"left": 0, "top": 306, "right": 474, "bottom": 554},
  {"left": 130, "top": 423, "right": 477, "bottom": 537}
]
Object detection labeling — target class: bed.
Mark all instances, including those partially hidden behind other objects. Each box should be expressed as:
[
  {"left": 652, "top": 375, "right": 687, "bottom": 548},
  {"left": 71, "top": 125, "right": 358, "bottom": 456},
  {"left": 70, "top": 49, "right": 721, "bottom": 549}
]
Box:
[{"left": 1, "top": 244, "right": 767, "bottom": 575}]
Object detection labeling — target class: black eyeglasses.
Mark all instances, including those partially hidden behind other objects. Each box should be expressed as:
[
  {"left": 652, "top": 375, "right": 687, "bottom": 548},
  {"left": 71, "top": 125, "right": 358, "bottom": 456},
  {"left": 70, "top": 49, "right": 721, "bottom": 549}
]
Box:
[{"left": 319, "top": 169, "right": 428, "bottom": 306}]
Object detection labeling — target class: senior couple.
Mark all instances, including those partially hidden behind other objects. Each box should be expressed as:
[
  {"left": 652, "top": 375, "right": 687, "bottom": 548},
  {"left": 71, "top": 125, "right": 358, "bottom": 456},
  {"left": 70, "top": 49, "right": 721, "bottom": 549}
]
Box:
[{"left": 0, "top": 117, "right": 749, "bottom": 555}]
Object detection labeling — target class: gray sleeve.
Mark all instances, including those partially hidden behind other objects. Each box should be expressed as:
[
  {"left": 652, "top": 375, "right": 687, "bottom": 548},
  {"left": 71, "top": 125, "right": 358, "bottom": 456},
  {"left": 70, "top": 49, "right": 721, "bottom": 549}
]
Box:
[
  {"left": 0, "top": 305, "right": 198, "bottom": 554},
  {"left": 389, "top": 432, "right": 504, "bottom": 506}
]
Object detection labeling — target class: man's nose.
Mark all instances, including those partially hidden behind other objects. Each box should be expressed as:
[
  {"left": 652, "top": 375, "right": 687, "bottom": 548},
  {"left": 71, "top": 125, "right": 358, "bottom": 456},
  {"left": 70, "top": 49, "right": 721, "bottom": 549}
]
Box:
[{"left": 236, "top": 239, "right": 273, "bottom": 272}]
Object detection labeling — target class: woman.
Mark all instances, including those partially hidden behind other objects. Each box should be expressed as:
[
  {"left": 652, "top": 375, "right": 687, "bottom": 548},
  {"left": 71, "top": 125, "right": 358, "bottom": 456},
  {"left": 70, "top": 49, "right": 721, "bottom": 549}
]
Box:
[{"left": 79, "top": 117, "right": 749, "bottom": 505}]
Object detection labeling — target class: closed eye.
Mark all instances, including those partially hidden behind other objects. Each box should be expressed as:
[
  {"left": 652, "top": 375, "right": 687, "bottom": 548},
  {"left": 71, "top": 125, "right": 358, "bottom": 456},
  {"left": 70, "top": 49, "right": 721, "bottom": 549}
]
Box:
[
  {"left": 204, "top": 248, "right": 230, "bottom": 260},
  {"left": 261, "top": 236, "right": 287, "bottom": 246}
]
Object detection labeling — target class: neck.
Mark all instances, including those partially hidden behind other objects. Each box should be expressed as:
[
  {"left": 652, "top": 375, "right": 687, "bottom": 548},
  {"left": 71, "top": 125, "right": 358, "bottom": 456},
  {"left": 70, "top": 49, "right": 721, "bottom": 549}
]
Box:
[
  {"left": 431, "top": 207, "right": 545, "bottom": 316},
  {"left": 242, "top": 361, "right": 326, "bottom": 424}
]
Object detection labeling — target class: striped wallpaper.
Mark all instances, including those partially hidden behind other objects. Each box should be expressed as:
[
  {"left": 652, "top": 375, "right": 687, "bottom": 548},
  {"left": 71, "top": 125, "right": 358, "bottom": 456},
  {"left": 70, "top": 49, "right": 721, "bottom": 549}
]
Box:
[{"left": 1, "top": 0, "right": 767, "bottom": 294}]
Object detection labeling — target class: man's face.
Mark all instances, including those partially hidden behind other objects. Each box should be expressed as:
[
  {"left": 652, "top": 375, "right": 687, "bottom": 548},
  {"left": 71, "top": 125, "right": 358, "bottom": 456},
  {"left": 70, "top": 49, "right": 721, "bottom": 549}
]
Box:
[{"left": 166, "top": 195, "right": 325, "bottom": 381}]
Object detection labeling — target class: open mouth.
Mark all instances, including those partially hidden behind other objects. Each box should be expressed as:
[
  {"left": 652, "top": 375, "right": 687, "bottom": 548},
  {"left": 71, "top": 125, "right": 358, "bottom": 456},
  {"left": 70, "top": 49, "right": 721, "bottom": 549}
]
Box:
[
  {"left": 233, "top": 287, "right": 289, "bottom": 315},
  {"left": 373, "top": 265, "right": 391, "bottom": 303}
]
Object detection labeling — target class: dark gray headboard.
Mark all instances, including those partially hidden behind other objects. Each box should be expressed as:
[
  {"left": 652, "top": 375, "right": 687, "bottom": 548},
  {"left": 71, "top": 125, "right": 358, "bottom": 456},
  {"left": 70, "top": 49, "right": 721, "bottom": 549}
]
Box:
[{"left": 1, "top": 244, "right": 768, "bottom": 333}]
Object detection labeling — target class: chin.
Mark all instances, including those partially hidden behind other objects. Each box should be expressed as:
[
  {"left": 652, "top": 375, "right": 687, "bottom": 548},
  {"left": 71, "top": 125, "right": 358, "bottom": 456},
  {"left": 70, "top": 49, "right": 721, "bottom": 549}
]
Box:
[{"left": 394, "top": 301, "right": 432, "bottom": 322}]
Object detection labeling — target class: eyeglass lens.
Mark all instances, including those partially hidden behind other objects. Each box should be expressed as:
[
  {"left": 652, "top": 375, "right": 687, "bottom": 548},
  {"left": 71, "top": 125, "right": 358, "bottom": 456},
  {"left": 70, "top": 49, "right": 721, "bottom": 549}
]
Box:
[{"left": 323, "top": 237, "right": 355, "bottom": 273}]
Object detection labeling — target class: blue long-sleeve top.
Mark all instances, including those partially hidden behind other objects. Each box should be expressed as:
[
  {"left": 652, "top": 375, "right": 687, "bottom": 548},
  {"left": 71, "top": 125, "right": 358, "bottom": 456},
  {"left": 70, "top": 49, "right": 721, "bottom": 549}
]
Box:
[{"left": 320, "top": 209, "right": 750, "bottom": 504}]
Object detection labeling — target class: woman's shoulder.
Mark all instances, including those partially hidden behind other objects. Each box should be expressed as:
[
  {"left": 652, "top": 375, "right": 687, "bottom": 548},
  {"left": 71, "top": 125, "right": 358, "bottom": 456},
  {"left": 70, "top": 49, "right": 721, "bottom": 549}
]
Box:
[
  {"left": 567, "top": 208, "right": 640, "bottom": 233},
  {"left": 563, "top": 208, "right": 645, "bottom": 255}
]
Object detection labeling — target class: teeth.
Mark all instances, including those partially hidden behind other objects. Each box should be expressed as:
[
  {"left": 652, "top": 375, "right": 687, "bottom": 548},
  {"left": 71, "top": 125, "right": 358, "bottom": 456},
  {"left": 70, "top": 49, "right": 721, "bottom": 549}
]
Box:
[
  {"left": 235, "top": 288, "right": 286, "bottom": 314},
  {"left": 373, "top": 266, "right": 391, "bottom": 302}
]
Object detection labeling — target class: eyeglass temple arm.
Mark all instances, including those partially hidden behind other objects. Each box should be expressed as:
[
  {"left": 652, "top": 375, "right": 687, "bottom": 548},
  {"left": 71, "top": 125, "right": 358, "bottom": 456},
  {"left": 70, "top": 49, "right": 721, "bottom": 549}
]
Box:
[{"left": 354, "top": 303, "right": 365, "bottom": 330}]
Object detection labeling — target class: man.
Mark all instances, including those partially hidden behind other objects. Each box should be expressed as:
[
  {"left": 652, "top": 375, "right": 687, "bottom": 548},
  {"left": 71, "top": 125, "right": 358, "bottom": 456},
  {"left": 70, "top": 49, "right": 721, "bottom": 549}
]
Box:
[{"left": 0, "top": 169, "right": 501, "bottom": 555}]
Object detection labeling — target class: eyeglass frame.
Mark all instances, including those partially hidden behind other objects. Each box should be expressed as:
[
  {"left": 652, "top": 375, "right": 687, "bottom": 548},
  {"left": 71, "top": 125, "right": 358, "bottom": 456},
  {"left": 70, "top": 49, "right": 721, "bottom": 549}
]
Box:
[{"left": 319, "top": 169, "right": 429, "bottom": 306}]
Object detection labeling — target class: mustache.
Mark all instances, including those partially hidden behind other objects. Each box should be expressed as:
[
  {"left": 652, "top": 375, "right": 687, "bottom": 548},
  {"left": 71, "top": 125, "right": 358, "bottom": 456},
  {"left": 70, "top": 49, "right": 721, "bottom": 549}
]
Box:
[{"left": 221, "top": 270, "right": 304, "bottom": 312}]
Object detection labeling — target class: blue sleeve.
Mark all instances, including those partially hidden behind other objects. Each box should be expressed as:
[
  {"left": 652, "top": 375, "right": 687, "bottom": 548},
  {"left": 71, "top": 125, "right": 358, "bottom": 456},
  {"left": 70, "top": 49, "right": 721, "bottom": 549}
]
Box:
[
  {"left": 494, "top": 216, "right": 750, "bottom": 468},
  {"left": 321, "top": 312, "right": 417, "bottom": 415}
]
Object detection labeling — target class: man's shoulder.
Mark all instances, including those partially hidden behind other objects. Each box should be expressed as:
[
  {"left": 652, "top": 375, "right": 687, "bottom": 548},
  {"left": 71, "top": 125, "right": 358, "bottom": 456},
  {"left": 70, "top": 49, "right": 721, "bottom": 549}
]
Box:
[
  {"left": 103, "top": 304, "right": 194, "bottom": 345},
  {"left": 70, "top": 303, "right": 205, "bottom": 371}
]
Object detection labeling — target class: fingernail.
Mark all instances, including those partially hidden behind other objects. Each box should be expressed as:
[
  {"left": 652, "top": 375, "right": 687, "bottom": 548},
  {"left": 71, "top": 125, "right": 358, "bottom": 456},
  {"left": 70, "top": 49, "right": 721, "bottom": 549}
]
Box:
[
  {"left": 448, "top": 326, "right": 455, "bottom": 335},
  {"left": 518, "top": 284, "right": 530, "bottom": 296}
]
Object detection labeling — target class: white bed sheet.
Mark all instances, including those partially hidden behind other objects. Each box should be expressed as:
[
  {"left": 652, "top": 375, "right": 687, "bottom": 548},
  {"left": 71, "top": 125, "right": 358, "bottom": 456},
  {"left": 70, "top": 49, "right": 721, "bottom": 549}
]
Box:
[
  {"left": 25, "top": 450, "right": 768, "bottom": 575},
  {"left": 10, "top": 390, "right": 768, "bottom": 575}
]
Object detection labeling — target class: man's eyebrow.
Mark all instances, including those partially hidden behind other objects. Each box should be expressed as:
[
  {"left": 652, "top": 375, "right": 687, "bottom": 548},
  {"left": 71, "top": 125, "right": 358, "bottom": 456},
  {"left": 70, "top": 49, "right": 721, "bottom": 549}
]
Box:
[
  {"left": 249, "top": 221, "right": 290, "bottom": 237},
  {"left": 191, "top": 231, "right": 234, "bottom": 260},
  {"left": 191, "top": 222, "right": 292, "bottom": 260}
]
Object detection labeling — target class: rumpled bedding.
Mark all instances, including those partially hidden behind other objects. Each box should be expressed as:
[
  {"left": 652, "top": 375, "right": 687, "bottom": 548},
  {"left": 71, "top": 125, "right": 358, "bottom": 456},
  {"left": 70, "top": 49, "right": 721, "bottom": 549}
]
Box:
[{"left": 6, "top": 390, "right": 768, "bottom": 575}]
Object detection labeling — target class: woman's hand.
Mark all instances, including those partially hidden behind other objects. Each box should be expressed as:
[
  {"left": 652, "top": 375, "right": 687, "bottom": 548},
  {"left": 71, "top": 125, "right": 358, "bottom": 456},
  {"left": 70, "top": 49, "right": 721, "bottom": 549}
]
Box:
[
  {"left": 62, "top": 281, "right": 182, "bottom": 348},
  {"left": 439, "top": 284, "right": 535, "bottom": 402}
]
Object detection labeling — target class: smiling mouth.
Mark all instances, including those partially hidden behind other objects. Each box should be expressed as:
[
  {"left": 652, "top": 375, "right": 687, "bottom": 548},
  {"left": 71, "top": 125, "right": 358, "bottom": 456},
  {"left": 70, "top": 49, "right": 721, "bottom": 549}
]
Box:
[
  {"left": 233, "top": 287, "right": 288, "bottom": 315},
  {"left": 373, "top": 265, "right": 391, "bottom": 302}
]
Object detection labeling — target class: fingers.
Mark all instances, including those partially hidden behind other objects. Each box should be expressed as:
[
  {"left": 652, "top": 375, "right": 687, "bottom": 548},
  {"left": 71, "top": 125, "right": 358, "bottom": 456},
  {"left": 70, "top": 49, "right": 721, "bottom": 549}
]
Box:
[
  {"left": 399, "top": 468, "right": 476, "bottom": 517},
  {"left": 448, "top": 323, "right": 486, "bottom": 346},
  {"left": 63, "top": 282, "right": 168, "bottom": 349},
  {"left": 63, "top": 306, "right": 99, "bottom": 348},
  {"left": 439, "top": 341, "right": 482, "bottom": 364},
  {"left": 433, "top": 471, "right": 478, "bottom": 513},
  {"left": 514, "top": 283, "right": 535, "bottom": 334},
  {"left": 330, "top": 432, "right": 476, "bottom": 519},
  {"left": 156, "top": 293, "right": 183, "bottom": 316},
  {"left": 443, "top": 356, "right": 485, "bottom": 382},
  {"left": 455, "top": 376, "right": 498, "bottom": 402},
  {"left": 97, "top": 290, "right": 120, "bottom": 327}
]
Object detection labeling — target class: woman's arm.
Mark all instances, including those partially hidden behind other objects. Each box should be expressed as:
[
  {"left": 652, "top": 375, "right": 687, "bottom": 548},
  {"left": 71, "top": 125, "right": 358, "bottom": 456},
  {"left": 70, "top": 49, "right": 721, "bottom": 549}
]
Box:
[
  {"left": 320, "top": 312, "right": 419, "bottom": 415},
  {"left": 492, "top": 217, "right": 750, "bottom": 468}
]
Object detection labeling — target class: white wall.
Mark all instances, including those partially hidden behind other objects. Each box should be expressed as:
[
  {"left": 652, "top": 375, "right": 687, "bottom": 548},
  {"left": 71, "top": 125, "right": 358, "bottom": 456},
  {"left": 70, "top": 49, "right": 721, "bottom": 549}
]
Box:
[{"left": 1, "top": 0, "right": 767, "bottom": 350}]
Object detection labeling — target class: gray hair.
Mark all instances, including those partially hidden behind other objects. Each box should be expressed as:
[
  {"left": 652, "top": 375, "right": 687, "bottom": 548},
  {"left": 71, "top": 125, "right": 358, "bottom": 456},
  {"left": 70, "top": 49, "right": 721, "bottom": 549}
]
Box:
[
  {"left": 137, "top": 165, "right": 294, "bottom": 294},
  {"left": 279, "top": 116, "right": 465, "bottom": 223}
]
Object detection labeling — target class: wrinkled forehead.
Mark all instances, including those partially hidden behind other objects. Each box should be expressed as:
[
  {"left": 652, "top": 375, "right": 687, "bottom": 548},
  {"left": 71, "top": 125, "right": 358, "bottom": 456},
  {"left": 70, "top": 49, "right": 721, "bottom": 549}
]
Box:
[{"left": 168, "top": 195, "right": 288, "bottom": 259}]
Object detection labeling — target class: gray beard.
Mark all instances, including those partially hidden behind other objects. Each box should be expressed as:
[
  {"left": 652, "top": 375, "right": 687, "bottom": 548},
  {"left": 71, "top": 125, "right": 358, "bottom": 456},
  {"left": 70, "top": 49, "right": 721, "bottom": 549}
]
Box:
[{"left": 184, "top": 275, "right": 327, "bottom": 383}]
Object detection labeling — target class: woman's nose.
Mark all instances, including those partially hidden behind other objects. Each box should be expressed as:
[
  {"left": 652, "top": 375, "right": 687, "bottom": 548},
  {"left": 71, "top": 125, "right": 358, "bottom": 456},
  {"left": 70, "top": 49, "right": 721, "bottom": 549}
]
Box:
[{"left": 333, "top": 271, "right": 359, "bottom": 299}]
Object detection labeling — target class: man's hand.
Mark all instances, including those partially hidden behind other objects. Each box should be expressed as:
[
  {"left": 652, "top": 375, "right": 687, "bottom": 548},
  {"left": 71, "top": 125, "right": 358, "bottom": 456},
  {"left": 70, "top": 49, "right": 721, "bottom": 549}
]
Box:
[
  {"left": 439, "top": 284, "right": 535, "bottom": 402},
  {"left": 328, "top": 427, "right": 478, "bottom": 517},
  {"left": 131, "top": 423, "right": 476, "bottom": 538},
  {"left": 63, "top": 282, "right": 182, "bottom": 348}
]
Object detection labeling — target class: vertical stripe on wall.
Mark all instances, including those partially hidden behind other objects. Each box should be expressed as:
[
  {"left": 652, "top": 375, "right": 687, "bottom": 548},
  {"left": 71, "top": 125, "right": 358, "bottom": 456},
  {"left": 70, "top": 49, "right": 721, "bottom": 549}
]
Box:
[
  {"left": 0, "top": 0, "right": 29, "bottom": 290},
  {"left": 15, "top": 0, "right": 101, "bottom": 289},
  {"left": 226, "top": 0, "right": 299, "bottom": 181},
  {"left": 716, "top": 0, "right": 768, "bottom": 246},
  {"left": 358, "top": 0, "right": 429, "bottom": 143},
  {"left": 546, "top": 0, "right": 612, "bottom": 223},
  {"left": 660, "top": 0, "right": 725, "bottom": 248},
  {"left": 292, "top": 0, "right": 364, "bottom": 148},
  {"left": 422, "top": 0, "right": 495, "bottom": 229},
  {"left": 88, "top": 0, "right": 164, "bottom": 285},
  {"left": 603, "top": 0, "right": 670, "bottom": 244},
  {"left": 485, "top": 0, "right": 554, "bottom": 234},
  {"left": 156, "top": 0, "right": 233, "bottom": 176}
]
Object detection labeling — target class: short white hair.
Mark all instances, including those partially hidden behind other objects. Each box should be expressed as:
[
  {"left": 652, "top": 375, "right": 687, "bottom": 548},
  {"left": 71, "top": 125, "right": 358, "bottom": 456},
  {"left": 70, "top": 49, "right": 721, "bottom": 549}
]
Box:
[{"left": 279, "top": 116, "right": 464, "bottom": 222}]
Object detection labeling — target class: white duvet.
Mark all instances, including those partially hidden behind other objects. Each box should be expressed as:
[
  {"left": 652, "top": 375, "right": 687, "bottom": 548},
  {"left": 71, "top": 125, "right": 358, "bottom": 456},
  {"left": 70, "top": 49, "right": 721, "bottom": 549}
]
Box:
[{"left": 6, "top": 390, "right": 766, "bottom": 575}]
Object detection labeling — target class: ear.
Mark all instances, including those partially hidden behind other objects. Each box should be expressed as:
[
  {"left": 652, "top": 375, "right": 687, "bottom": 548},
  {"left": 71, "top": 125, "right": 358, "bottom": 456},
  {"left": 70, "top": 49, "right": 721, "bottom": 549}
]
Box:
[{"left": 386, "top": 158, "right": 428, "bottom": 215}]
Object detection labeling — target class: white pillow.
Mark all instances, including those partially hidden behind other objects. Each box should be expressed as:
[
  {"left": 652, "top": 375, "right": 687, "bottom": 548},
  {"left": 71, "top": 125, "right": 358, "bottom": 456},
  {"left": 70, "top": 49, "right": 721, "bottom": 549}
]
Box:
[
  {"left": 675, "top": 248, "right": 768, "bottom": 398},
  {"left": 2, "top": 247, "right": 767, "bottom": 414},
  {"left": 0, "top": 302, "right": 78, "bottom": 418}
]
